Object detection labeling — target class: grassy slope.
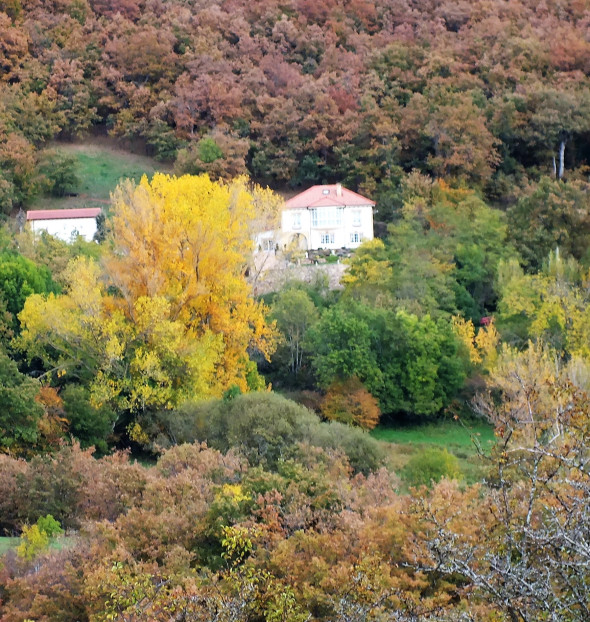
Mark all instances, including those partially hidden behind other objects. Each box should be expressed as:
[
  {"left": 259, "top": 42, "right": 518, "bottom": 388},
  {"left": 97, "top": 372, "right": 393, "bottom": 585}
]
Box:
[
  {"left": 30, "top": 141, "right": 170, "bottom": 211},
  {"left": 371, "top": 420, "right": 495, "bottom": 451},
  {"left": 0, "top": 537, "right": 19, "bottom": 555},
  {"left": 0, "top": 536, "right": 74, "bottom": 556},
  {"left": 372, "top": 419, "right": 496, "bottom": 486}
]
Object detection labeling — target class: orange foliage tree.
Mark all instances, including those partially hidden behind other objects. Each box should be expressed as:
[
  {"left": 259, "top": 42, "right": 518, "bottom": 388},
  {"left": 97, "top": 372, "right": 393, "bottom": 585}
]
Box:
[
  {"left": 35, "top": 386, "right": 68, "bottom": 450},
  {"left": 320, "top": 376, "right": 381, "bottom": 430}
]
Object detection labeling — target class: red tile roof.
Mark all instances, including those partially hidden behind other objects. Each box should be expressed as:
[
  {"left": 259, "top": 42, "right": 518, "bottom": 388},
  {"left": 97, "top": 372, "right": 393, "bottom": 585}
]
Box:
[
  {"left": 27, "top": 208, "right": 102, "bottom": 221},
  {"left": 284, "top": 184, "right": 375, "bottom": 209}
]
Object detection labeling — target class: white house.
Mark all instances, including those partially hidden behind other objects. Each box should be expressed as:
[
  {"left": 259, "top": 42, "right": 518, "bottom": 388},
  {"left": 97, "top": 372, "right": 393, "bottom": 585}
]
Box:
[
  {"left": 26, "top": 208, "right": 101, "bottom": 242},
  {"left": 257, "top": 183, "right": 374, "bottom": 252}
]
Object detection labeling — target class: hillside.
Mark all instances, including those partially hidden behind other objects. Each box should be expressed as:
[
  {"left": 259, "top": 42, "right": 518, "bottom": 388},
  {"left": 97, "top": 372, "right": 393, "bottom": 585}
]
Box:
[
  {"left": 2, "top": 1, "right": 590, "bottom": 620},
  {"left": 27, "top": 140, "right": 170, "bottom": 212},
  {"left": 1, "top": 0, "right": 589, "bottom": 218}
]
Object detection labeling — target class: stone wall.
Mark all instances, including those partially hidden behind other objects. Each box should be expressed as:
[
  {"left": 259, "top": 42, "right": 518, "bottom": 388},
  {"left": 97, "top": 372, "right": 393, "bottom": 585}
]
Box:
[{"left": 249, "top": 251, "right": 347, "bottom": 295}]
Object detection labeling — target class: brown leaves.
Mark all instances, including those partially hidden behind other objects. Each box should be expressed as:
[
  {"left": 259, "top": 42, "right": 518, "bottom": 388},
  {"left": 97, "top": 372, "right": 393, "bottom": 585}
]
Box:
[
  {"left": 0, "top": 13, "right": 28, "bottom": 81},
  {"left": 320, "top": 376, "right": 381, "bottom": 430}
]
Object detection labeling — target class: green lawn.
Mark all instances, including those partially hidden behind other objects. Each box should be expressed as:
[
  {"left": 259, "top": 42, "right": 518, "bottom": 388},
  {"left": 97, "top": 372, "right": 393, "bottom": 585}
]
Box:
[
  {"left": 0, "top": 535, "right": 74, "bottom": 556},
  {"left": 371, "top": 419, "right": 496, "bottom": 453},
  {"left": 0, "top": 536, "right": 19, "bottom": 555},
  {"left": 371, "top": 419, "right": 496, "bottom": 486},
  {"left": 74, "top": 148, "right": 162, "bottom": 199},
  {"left": 31, "top": 141, "right": 170, "bottom": 211}
]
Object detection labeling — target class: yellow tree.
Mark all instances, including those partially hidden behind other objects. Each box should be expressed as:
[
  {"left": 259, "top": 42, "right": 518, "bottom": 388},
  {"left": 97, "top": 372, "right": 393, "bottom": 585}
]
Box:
[{"left": 18, "top": 174, "right": 277, "bottom": 425}]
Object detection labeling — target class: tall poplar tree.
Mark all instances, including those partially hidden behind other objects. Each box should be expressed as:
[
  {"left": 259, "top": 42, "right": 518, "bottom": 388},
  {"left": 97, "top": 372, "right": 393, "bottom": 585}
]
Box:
[{"left": 18, "top": 174, "right": 277, "bottom": 429}]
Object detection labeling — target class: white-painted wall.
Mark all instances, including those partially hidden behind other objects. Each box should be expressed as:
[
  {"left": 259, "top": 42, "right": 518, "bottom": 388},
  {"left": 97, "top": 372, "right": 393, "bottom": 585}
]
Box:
[
  {"left": 30, "top": 217, "right": 98, "bottom": 242},
  {"left": 280, "top": 204, "right": 373, "bottom": 250}
]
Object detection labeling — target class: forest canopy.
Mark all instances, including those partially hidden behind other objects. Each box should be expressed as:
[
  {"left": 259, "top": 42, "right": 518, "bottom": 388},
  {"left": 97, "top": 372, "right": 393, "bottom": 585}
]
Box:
[
  {"left": 0, "top": 0, "right": 590, "bottom": 215},
  {"left": 2, "top": 0, "right": 590, "bottom": 619}
]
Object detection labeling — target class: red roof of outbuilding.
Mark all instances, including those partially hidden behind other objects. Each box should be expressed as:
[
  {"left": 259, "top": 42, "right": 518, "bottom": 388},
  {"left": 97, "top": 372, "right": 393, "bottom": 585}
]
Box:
[
  {"left": 27, "top": 208, "right": 101, "bottom": 221},
  {"left": 284, "top": 184, "right": 375, "bottom": 209}
]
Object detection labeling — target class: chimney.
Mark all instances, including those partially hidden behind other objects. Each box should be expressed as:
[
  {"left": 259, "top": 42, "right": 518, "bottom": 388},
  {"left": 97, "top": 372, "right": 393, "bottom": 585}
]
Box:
[{"left": 336, "top": 183, "right": 342, "bottom": 197}]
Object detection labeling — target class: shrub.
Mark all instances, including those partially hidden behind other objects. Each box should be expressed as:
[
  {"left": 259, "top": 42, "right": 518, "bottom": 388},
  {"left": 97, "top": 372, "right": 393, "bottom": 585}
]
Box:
[
  {"left": 38, "top": 150, "right": 79, "bottom": 197},
  {"left": 402, "top": 447, "right": 462, "bottom": 488},
  {"left": 306, "top": 421, "right": 383, "bottom": 475},
  {"left": 17, "top": 524, "right": 49, "bottom": 561},
  {"left": 0, "top": 453, "right": 28, "bottom": 535},
  {"left": 320, "top": 377, "right": 381, "bottom": 429},
  {"left": 15, "top": 445, "right": 86, "bottom": 528},
  {"left": 160, "top": 392, "right": 384, "bottom": 474},
  {"left": 62, "top": 385, "right": 117, "bottom": 454},
  {"left": 36, "top": 514, "right": 64, "bottom": 538},
  {"left": 17, "top": 515, "right": 63, "bottom": 561},
  {"left": 76, "top": 450, "right": 148, "bottom": 522},
  {"left": 0, "top": 547, "right": 90, "bottom": 620},
  {"left": 167, "top": 393, "right": 319, "bottom": 469},
  {"left": 157, "top": 443, "right": 243, "bottom": 482}
]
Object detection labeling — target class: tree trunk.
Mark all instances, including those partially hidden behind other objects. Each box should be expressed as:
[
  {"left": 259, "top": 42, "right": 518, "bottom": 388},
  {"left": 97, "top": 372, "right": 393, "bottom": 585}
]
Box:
[
  {"left": 558, "top": 139, "right": 566, "bottom": 179},
  {"left": 552, "top": 154, "right": 557, "bottom": 178}
]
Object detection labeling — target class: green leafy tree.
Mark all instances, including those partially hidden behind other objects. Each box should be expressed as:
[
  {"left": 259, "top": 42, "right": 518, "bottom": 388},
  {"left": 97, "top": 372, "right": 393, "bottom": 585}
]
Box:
[
  {"left": 344, "top": 182, "right": 514, "bottom": 322},
  {"left": 62, "top": 385, "right": 116, "bottom": 454},
  {"left": 0, "top": 251, "right": 57, "bottom": 324},
  {"left": 307, "top": 302, "right": 467, "bottom": 417},
  {"left": 38, "top": 150, "right": 79, "bottom": 197},
  {"left": 306, "top": 303, "right": 380, "bottom": 389},
  {"left": 36, "top": 513, "right": 64, "bottom": 538},
  {"left": 507, "top": 177, "right": 590, "bottom": 272},
  {"left": 144, "top": 118, "right": 185, "bottom": 161},
  {"left": 371, "top": 308, "right": 467, "bottom": 416},
  {"left": 0, "top": 350, "right": 42, "bottom": 452},
  {"left": 270, "top": 287, "right": 319, "bottom": 379}
]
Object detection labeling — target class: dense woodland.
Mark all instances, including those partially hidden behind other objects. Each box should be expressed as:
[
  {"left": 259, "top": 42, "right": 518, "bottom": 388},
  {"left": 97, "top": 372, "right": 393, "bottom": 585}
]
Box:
[
  {"left": 2, "top": 0, "right": 590, "bottom": 620},
  {"left": 1, "top": 0, "right": 590, "bottom": 210}
]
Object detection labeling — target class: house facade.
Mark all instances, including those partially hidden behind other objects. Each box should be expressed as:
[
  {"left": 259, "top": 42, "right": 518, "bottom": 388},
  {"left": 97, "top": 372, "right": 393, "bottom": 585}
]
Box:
[
  {"left": 26, "top": 208, "right": 101, "bottom": 242},
  {"left": 257, "top": 184, "right": 374, "bottom": 252}
]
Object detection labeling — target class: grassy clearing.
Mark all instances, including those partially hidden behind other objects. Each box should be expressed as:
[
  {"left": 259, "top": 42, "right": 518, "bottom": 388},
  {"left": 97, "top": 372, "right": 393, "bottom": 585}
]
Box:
[
  {"left": 0, "top": 537, "right": 19, "bottom": 556},
  {"left": 0, "top": 536, "right": 74, "bottom": 556},
  {"left": 73, "top": 146, "right": 164, "bottom": 199},
  {"left": 371, "top": 419, "right": 496, "bottom": 487},
  {"left": 371, "top": 420, "right": 496, "bottom": 452},
  {"left": 31, "top": 140, "right": 170, "bottom": 212}
]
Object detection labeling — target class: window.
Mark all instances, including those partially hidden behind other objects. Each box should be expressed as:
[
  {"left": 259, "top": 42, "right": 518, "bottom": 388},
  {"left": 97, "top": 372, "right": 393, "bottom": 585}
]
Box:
[
  {"left": 350, "top": 232, "right": 362, "bottom": 244},
  {"left": 311, "top": 207, "right": 342, "bottom": 228},
  {"left": 321, "top": 233, "right": 335, "bottom": 245},
  {"left": 262, "top": 239, "right": 275, "bottom": 251},
  {"left": 292, "top": 212, "right": 301, "bottom": 229},
  {"left": 352, "top": 210, "right": 361, "bottom": 226}
]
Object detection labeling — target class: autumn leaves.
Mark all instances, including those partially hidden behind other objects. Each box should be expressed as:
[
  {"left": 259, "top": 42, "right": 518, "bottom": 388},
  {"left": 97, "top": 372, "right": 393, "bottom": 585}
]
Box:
[{"left": 18, "top": 175, "right": 277, "bottom": 434}]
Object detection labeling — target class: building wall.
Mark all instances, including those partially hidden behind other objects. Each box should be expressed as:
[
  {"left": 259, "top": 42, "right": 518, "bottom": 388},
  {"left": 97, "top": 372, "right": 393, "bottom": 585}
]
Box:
[
  {"left": 30, "top": 217, "right": 98, "bottom": 242},
  {"left": 280, "top": 204, "right": 373, "bottom": 250}
]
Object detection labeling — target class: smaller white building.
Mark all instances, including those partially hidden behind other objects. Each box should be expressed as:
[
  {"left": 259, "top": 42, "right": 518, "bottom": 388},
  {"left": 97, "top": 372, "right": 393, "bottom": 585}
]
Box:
[
  {"left": 26, "top": 208, "right": 101, "bottom": 242},
  {"left": 256, "top": 183, "right": 375, "bottom": 253}
]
